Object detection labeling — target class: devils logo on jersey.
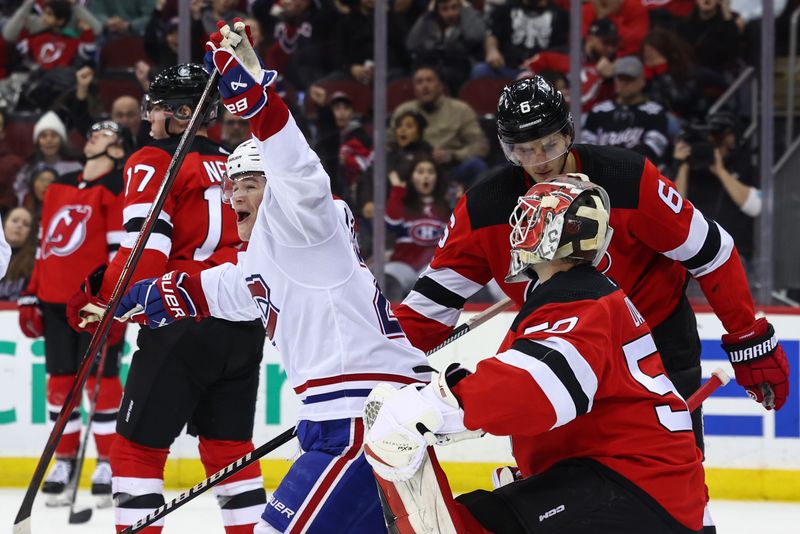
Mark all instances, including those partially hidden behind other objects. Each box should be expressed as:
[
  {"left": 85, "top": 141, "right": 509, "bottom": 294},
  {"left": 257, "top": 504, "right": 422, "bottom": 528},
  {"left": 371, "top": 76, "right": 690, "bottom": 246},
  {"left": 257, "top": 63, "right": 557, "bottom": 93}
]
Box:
[
  {"left": 245, "top": 273, "right": 280, "bottom": 340},
  {"left": 42, "top": 205, "right": 93, "bottom": 259}
]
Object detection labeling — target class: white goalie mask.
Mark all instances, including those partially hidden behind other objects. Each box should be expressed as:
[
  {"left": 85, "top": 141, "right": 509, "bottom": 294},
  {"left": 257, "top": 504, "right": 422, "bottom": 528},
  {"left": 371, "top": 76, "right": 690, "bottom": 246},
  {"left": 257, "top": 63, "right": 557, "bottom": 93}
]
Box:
[
  {"left": 222, "top": 139, "right": 266, "bottom": 203},
  {"left": 505, "top": 174, "right": 613, "bottom": 283}
]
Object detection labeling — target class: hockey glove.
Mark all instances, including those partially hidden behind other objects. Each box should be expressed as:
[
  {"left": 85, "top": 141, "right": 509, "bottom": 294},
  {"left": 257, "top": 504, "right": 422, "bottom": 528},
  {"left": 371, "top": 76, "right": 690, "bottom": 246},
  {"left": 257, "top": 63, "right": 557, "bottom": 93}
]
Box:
[
  {"left": 115, "top": 270, "right": 209, "bottom": 329},
  {"left": 722, "top": 318, "right": 790, "bottom": 410},
  {"left": 66, "top": 265, "right": 124, "bottom": 347},
  {"left": 18, "top": 293, "right": 43, "bottom": 338},
  {"left": 204, "top": 18, "right": 277, "bottom": 119}
]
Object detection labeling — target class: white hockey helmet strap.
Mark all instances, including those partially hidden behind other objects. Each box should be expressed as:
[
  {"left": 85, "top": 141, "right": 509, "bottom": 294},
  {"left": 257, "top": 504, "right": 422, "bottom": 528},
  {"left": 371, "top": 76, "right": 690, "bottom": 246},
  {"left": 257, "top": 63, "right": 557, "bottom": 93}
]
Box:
[{"left": 223, "top": 138, "right": 265, "bottom": 203}]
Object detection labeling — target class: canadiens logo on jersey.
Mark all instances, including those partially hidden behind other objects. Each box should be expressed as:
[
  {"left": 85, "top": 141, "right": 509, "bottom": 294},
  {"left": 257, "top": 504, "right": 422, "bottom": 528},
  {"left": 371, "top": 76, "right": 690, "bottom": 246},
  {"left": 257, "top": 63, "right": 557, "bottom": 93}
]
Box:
[
  {"left": 245, "top": 274, "right": 280, "bottom": 340},
  {"left": 408, "top": 219, "right": 445, "bottom": 247},
  {"left": 42, "top": 205, "right": 93, "bottom": 258}
]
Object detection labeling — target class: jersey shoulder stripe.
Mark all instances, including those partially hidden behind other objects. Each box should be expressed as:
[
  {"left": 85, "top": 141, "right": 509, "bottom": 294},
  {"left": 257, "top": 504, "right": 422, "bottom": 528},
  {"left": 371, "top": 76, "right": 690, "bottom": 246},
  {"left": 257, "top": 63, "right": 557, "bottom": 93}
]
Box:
[
  {"left": 572, "top": 144, "right": 643, "bottom": 209},
  {"left": 465, "top": 165, "right": 529, "bottom": 229}
]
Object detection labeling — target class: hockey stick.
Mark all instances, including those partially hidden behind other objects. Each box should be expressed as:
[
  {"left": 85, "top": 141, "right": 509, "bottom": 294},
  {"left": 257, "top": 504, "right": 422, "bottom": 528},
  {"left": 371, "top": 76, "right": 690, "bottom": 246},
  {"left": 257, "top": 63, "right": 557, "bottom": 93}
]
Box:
[
  {"left": 119, "top": 426, "right": 296, "bottom": 534},
  {"left": 425, "top": 297, "right": 514, "bottom": 356},
  {"left": 12, "top": 70, "right": 221, "bottom": 534},
  {"left": 687, "top": 368, "right": 730, "bottom": 412},
  {"left": 66, "top": 344, "right": 111, "bottom": 524}
]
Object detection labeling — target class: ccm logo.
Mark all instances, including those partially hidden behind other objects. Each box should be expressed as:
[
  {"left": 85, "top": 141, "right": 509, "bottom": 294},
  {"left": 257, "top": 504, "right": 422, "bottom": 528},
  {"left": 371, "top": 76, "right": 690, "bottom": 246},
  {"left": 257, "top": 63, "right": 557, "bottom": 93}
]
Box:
[
  {"left": 160, "top": 272, "right": 186, "bottom": 318},
  {"left": 539, "top": 504, "right": 565, "bottom": 522}
]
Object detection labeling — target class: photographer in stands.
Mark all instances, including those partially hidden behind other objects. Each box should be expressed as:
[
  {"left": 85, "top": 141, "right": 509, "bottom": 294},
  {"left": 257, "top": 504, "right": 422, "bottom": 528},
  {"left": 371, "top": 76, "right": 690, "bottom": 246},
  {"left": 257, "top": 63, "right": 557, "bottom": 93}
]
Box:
[{"left": 672, "top": 112, "right": 760, "bottom": 263}]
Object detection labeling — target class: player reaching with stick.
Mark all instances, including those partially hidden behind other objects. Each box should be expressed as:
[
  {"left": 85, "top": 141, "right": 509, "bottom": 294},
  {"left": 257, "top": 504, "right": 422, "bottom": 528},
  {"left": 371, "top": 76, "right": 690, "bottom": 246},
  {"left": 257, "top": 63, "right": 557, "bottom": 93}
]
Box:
[
  {"left": 68, "top": 64, "right": 268, "bottom": 533},
  {"left": 364, "top": 176, "right": 707, "bottom": 534},
  {"left": 113, "top": 19, "right": 430, "bottom": 533}
]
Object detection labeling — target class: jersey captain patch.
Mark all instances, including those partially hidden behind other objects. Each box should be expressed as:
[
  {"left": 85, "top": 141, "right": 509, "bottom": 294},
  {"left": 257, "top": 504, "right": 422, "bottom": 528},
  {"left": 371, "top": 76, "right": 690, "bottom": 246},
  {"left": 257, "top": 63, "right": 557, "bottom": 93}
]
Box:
[
  {"left": 42, "top": 205, "right": 93, "bottom": 258},
  {"left": 246, "top": 273, "right": 280, "bottom": 340}
]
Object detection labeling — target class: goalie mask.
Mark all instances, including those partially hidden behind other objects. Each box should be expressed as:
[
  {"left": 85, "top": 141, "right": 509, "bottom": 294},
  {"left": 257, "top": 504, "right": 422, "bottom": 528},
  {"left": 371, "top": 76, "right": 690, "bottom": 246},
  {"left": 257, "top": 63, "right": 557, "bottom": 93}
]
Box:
[
  {"left": 505, "top": 175, "right": 612, "bottom": 283},
  {"left": 222, "top": 139, "right": 265, "bottom": 203}
]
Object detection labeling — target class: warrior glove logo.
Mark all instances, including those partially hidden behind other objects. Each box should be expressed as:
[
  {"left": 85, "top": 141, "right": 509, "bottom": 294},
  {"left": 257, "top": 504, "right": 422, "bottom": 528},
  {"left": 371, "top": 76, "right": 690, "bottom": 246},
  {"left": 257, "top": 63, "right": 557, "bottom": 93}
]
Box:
[{"left": 42, "top": 205, "right": 93, "bottom": 258}]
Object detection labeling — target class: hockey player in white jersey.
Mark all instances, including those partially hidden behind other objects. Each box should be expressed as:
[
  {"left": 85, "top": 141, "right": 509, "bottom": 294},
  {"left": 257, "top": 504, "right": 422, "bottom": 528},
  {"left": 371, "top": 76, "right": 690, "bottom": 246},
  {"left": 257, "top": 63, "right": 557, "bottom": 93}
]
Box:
[{"left": 114, "top": 19, "right": 431, "bottom": 533}]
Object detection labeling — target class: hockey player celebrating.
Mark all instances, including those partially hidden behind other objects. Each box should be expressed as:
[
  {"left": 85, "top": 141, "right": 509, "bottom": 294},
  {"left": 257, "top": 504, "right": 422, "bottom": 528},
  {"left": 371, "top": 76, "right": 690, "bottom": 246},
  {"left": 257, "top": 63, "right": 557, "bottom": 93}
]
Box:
[
  {"left": 364, "top": 176, "right": 707, "bottom": 534},
  {"left": 395, "top": 76, "right": 789, "bottom": 454},
  {"left": 68, "top": 65, "right": 268, "bottom": 534},
  {"left": 112, "top": 20, "right": 430, "bottom": 533},
  {"left": 18, "top": 120, "right": 131, "bottom": 507}
]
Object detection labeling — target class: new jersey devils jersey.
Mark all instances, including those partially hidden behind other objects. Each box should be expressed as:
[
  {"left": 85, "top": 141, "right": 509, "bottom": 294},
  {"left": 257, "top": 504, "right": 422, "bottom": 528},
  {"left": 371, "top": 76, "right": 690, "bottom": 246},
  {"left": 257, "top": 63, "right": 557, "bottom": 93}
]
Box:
[
  {"left": 17, "top": 29, "right": 95, "bottom": 70},
  {"left": 27, "top": 169, "right": 123, "bottom": 304},
  {"left": 100, "top": 136, "right": 241, "bottom": 299},
  {"left": 198, "top": 94, "right": 429, "bottom": 421},
  {"left": 395, "top": 144, "right": 755, "bottom": 352},
  {"left": 452, "top": 265, "right": 705, "bottom": 531}
]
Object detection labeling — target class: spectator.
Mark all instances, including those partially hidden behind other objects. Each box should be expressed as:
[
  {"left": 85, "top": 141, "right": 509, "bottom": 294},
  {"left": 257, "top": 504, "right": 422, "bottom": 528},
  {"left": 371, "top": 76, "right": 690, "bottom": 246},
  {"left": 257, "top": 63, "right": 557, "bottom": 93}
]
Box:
[
  {"left": 0, "top": 218, "right": 9, "bottom": 280},
  {"left": 111, "top": 95, "right": 150, "bottom": 149},
  {"left": 406, "top": 0, "right": 487, "bottom": 93},
  {"left": 2, "top": 0, "right": 102, "bottom": 42},
  {"left": 672, "top": 112, "right": 759, "bottom": 262},
  {"left": 92, "top": 0, "right": 157, "bottom": 36},
  {"left": 0, "top": 206, "right": 35, "bottom": 301},
  {"left": 144, "top": 0, "right": 206, "bottom": 72},
  {"left": 333, "top": 0, "right": 408, "bottom": 85},
  {"left": 389, "top": 66, "right": 489, "bottom": 186},
  {"left": 384, "top": 154, "right": 450, "bottom": 301},
  {"left": 473, "top": 0, "right": 569, "bottom": 80},
  {"left": 14, "top": 111, "right": 82, "bottom": 206},
  {"left": 200, "top": 0, "right": 248, "bottom": 36},
  {"left": 220, "top": 109, "right": 251, "bottom": 151},
  {"left": 52, "top": 66, "right": 106, "bottom": 137},
  {"left": 582, "top": 0, "right": 649, "bottom": 58},
  {"left": 387, "top": 109, "right": 433, "bottom": 176},
  {"left": 525, "top": 18, "right": 618, "bottom": 111},
  {"left": 641, "top": 27, "right": 706, "bottom": 121},
  {"left": 0, "top": 108, "right": 23, "bottom": 216},
  {"left": 581, "top": 56, "right": 671, "bottom": 165},
  {"left": 22, "top": 162, "right": 56, "bottom": 217},
  {"left": 678, "top": 0, "right": 742, "bottom": 72}
]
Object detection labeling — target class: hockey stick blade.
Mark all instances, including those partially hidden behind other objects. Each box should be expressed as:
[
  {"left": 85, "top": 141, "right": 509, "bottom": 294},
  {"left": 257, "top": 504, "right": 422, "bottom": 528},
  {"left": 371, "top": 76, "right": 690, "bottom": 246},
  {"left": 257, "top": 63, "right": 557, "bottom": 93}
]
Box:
[
  {"left": 68, "top": 507, "right": 92, "bottom": 524},
  {"left": 12, "top": 70, "right": 221, "bottom": 534},
  {"left": 120, "top": 426, "right": 296, "bottom": 534}
]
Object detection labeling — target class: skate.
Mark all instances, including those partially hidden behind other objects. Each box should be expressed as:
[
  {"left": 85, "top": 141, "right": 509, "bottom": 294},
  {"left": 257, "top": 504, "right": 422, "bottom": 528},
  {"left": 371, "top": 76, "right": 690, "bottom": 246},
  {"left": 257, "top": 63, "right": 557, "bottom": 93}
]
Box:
[
  {"left": 42, "top": 458, "right": 76, "bottom": 507},
  {"left": 91, "top": 460, "right": 113, "bottom": 508}
]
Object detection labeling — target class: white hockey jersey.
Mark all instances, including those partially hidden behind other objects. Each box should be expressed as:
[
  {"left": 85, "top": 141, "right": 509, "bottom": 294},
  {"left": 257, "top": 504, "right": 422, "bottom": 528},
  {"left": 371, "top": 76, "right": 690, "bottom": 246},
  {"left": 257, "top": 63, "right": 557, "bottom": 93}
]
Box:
[{"left": 199, "top": 100, "right": 430, "bottom": 422}]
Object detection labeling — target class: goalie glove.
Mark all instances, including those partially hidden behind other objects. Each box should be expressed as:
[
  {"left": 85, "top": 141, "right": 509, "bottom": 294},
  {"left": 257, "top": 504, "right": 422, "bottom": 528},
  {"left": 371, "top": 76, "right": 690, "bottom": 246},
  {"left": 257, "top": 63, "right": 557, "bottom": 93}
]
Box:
[
  {"left": 115, "top": 270, "right": 209, "bottom": 329},
  {"left": 204, "top": 18, "right": 277, "bottom": 119},
  {"left": 722, "top": 318, "right": 789, "bottom": 410},
  {"left": 364, "top": 364, "right": 482, "bottom": 482}
]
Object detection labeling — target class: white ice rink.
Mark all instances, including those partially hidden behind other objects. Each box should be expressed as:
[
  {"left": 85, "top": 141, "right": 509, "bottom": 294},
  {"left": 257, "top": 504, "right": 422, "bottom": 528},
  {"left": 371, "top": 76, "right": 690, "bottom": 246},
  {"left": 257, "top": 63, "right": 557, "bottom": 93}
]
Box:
[{"left": 0, "top": 489, "right": 798, "bottom": 533}]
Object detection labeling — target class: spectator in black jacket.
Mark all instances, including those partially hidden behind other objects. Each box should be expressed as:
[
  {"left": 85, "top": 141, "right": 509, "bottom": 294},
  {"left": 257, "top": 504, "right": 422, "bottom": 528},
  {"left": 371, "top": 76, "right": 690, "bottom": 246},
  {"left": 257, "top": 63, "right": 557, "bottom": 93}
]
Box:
[{"left": 678, "top": 0, "right": 742, "bottom": 73}]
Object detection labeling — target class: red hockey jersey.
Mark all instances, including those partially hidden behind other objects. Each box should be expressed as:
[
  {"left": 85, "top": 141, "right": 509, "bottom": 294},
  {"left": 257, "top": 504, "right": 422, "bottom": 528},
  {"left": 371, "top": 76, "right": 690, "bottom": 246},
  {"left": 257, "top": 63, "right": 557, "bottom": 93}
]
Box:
[
  {"left": 27, "top": 169, "right": 124, "bottom": 304},
  {"left": 99, "top": 136, "right": 241, "bottom": 299},
  {"left": 17, "top": 28, "right": 95, "bottom": 70},
  {"left": 452, "top": 265, "right": 705, "bottom": 531},
  {"left": 395, "top": 144, "right": 755, "bottom": 352}
]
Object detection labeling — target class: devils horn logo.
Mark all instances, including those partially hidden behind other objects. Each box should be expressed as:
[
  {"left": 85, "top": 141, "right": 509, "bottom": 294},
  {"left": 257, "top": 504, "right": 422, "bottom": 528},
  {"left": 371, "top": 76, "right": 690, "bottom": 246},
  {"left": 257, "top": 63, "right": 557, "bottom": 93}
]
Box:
[
  {"left": 245, "top": 274, "right": 280, "bottom": 340},
  {"left": 42, "top": 205, "right": 93, "bottom": 259}
]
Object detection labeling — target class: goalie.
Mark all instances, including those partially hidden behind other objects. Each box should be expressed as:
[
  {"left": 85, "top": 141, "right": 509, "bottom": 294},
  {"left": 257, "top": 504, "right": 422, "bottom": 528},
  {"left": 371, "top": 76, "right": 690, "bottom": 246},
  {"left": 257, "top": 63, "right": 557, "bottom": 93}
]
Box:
[{"left": 364, "top": 177, "right": 707, "bottom": 534}]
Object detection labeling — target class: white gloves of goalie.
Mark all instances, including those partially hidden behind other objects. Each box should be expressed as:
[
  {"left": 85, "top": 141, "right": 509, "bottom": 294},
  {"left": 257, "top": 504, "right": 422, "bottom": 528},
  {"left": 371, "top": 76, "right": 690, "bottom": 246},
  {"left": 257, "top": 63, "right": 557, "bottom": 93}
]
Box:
[{"left": 363, "top": 364, "right": 484, "bottom": 482}]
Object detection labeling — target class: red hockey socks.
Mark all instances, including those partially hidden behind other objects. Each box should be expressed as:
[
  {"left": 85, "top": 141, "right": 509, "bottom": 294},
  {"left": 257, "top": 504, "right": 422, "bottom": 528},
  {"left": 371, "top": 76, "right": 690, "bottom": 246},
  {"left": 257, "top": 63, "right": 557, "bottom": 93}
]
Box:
[
  {"left": 199, "top": 437, "right": 266, "bottom": 534},
  {"left": 47, "top": 375, "right": 80, "bottom": 458},
  {"left": 85, "top": 375, "right": 122, "bottom": 459},
  {"left": 110, "top": 435, "right": 169, "bottom": 533}
]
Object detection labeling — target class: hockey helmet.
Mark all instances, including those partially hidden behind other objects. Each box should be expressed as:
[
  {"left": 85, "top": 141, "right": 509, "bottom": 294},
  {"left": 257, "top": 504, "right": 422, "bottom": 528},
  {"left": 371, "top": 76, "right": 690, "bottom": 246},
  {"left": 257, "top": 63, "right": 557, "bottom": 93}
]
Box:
[
  {"left": 142, "top": 64, "right": 219, "bottom": 122},
  {"left": 497, "top": 76, "right": 574, "bottom": 167},
  {"left": 223, "top": 139, "right": 265, "bottom": 203},
  {"left": 506, "top": 174, "right": 612, "bottom": 283}
]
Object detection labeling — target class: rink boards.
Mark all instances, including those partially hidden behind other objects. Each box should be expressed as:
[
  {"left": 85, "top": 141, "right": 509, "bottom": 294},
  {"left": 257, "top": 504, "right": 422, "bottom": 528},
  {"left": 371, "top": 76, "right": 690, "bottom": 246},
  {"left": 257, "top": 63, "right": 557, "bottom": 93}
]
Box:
[{"left": 0, "top": 307, "right": 798, "bottom": 501}]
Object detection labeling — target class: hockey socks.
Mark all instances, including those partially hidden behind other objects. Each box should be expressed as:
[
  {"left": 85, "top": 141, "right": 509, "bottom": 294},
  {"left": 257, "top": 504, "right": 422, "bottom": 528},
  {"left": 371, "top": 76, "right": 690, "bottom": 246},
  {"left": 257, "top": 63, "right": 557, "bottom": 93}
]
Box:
[
  {"left": 110, "top": 435, "right": 169, "bottom": 533},
  {"left": 86, "top": 375, "right": 122, "bottom": 459},
  {"left": 47, "top": 375, "right": 80, "bottom": 458}
]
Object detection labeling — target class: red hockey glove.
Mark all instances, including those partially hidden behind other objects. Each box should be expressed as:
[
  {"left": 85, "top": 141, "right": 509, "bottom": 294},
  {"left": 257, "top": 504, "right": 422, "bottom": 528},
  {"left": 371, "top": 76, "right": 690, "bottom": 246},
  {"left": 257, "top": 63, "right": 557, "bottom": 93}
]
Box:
[
  {"left": 18, "top": 293, "right": 43, "bottom": 338},
  {"left": 115, "top": 270, "right": 209, "bottom": 329},
  {"left": 722, "top": 318, "right": 790, "bottom": 411},
  {"left": 66, "top": 265, "right": 124, "bottom": 347},
  {"left": 204, "top": 18, "right": 277, "bottom": 119}
]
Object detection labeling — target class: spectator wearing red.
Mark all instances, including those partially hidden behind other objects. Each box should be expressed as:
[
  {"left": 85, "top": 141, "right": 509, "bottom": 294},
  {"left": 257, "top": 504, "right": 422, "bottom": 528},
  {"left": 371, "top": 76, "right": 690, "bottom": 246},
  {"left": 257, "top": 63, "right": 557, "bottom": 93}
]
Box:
[
  {"left": 384, "top": 155, "right": 450, "bottom": 301},
  {"left": 582, "top": 0, "right": 650, "bottom": 58},
  {"left": 525, "top": 18, "right": 618, "bottom": 111}
]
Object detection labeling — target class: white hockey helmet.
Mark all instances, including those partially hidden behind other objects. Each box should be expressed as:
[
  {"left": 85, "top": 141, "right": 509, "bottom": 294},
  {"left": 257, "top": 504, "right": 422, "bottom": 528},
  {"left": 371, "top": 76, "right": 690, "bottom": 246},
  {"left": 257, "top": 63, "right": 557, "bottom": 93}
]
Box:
[
  {"left": 223, "top": 138, "right": 265, "bottom": 203},
  {"left": 505, "top": 174, "right": 612, "bottom": 283}
]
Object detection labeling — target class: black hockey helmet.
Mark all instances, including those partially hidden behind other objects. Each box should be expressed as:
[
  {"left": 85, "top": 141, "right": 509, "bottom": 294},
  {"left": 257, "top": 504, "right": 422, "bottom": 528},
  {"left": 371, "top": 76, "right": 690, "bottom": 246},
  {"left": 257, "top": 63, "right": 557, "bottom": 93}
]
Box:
[
  {"left": 497, "top": 76, "right": 574, "bottom": 166},
  {"left": 143, "top": 64, "right": 218, "bottom": 123}
]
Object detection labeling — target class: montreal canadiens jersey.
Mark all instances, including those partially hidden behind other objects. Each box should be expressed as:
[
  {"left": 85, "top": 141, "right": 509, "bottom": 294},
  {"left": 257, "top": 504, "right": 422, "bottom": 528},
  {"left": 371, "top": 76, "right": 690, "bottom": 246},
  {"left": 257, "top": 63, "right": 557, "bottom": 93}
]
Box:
[
  {"left": 385, "top": 185, "right": 448, "bottom": 271},
  {"left": 395, "top": 144, "right": 756, "bottom": 352},
  {"left": 100, "top": 136, "right": 241, "bottom": 298},
  {"left": 452, "top": 265, "right": 705, "bottom": 531},
  {"left": 27, "top": 169, "right": 124, "bottom": 304},
  {"left": 199, "top": 93, "right": 430, "bottom": 422}
]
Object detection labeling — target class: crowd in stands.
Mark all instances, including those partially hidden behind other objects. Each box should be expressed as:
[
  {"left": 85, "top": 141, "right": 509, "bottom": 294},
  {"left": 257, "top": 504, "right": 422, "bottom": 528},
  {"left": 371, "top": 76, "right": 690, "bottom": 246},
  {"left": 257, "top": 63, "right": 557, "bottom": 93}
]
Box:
[{"left": 0, "top": 0, "right": 794, "bottom": 302}]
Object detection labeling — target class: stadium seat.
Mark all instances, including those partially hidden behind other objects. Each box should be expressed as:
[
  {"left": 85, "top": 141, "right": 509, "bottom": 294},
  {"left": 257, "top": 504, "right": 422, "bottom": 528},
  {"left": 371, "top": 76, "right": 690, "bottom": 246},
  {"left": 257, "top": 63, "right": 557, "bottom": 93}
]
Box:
[
  {"left": 5, "top": 116, "right": 35, "bottom": 160},
  {"left": 303, "top": 79, "right": 372, "bottom": 118},
  {"left": 97, "top": 77, "right": 144, "bottom": 111},
  {"left": 99, "top": 36, "right": 147, "bottom": 74},
  {"left": 387, "top": 78, "right": 414, "bottom": 114},
  {"left": 458, "top": 78, "right": 514, "bottom": 118}
]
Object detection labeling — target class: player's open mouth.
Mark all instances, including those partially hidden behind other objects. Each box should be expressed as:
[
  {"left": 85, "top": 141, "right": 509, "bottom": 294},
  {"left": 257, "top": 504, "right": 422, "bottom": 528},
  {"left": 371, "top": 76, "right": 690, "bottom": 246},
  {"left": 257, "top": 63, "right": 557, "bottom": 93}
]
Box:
[{"left": 236, "top": 210, "right": 250, "bottom": 223}]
